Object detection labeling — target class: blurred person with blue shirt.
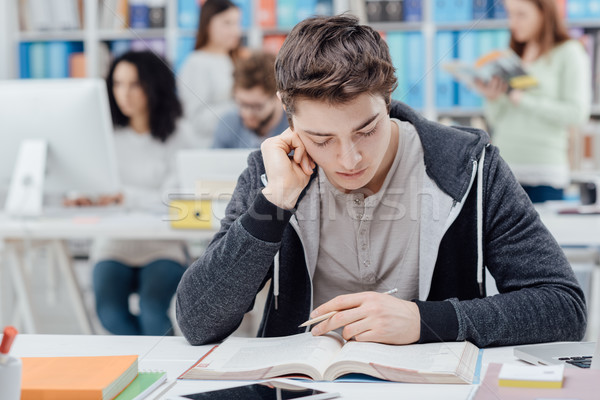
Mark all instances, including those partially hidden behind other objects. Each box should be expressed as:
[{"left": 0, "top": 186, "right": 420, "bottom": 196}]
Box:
[{"left": 212, "top": 51, "right": 288, "bottom": 149}]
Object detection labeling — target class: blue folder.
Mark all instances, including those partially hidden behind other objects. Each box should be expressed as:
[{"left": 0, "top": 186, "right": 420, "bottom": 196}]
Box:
[{"left": 435, "top": 31, "right": 457, "bottom": 108}]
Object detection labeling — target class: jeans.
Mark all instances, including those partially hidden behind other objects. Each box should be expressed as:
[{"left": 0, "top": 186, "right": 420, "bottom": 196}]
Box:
[
  {"left": 522, "top": 185, "right": 564, "bottom": 204},
  {"left": 93, "top": 259, "right": 185, "bottom": 335}
]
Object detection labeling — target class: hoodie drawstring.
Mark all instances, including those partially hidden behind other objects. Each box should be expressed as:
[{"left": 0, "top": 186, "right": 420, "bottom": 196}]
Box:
[
  {"left": 476, "top": 147, "right": 486, "bottom": 297},
  {"left": 274, "top": 251, "right": 280, "bottom": 310},
  {"left": 268, "top": 148, "right": 487, "bottom": 307}
]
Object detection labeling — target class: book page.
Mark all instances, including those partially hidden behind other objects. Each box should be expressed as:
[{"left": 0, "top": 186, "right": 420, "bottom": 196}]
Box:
[
  {"left": 332, "top": 341, "right": 468, "bottom": 374},
  {"left": 195, "top": 333, "right": 343, "bottom": 377}
]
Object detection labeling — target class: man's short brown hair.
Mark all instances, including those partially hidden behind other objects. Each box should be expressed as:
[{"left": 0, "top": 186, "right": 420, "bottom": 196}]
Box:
[
  {"left": 233, "top": 51, "right": 277, "bottom": 95},
  {"left": 275, "top": 15, "right": 397, "bottom": 123}
]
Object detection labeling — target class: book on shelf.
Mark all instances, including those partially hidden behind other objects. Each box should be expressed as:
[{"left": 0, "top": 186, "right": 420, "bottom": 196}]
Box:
[
  {"left": 435, "top": 31, "right": 457, "bottom": 108},
  {"left": 51, "top": 0, "right": 82, "bottom": 30},
  {"left": 297, "top": 0, "right": 320, "bottom": 23},
  {"left": 493, "top": 0, "right": 507, "bottom": 19},
  {"left": 262, "top": 34, "right": 287, "bottom": 55},
  {"left": 387, "top": 31, "right": 408, "bottom": 103},
  {"left": 472, "top": 0, "right": 493, "bottom": 20},
  {"left": 28, "top": 42, "right": 47, "bottom": 79},
  {"left": 405, "top": 31, "right": 425, "bottom": 108},
  {"left": 456, "top": 31, "right": 482, "bottom": 107},
  {"left": 148, "top": 0, "right": 167, "bottom": 28},
  {"left": 365, "top": 0, "right": 403, "bottom": 23},
  {"left": 434, "top": 0, "right": 472, "bottom": 22},
  {"left": 178, "top": 0, "right": 200, "bottom": 29},
  {"left": 131, "top": 38, "right": 166, "bottom": 56},
  {"left": 443, "top": 48, "right": 538, "bottom": 93},
  {"left": 315, "top": 0, "right": 334, "bottom": 17},
  {"left": 20, "top": 355, "right": 138, "bottom": 400},
  {"left": 403, "top": 0, "right": 422, "bottom": 21},
  {"left": 178, "top": 332, "right": 481, "bottom": 383},
  {"left": 19, "top": 41, "right": 84, "bottom": 79},
  {"left": 69, "top": 52, "right": 87, "bottom": 77},
  {"left": 47, "top": 41, "right": 71, "bottom": 78},
  {"left": 99, "top": 0, "right": 129, "bottom": 30},
  {"left": 129, "top": 0, "right": 150, "bottom": 29},
  {"left": 258, "top": 0, "right": 277, "bottom": 28},
  {"left": 19, "top": 0, "right": 81, "bottom": 31},
  {"left": 276, "top": 0, "right": 297, "bottom": 29},
  {"left": 234, "top": 0, "right": 253, "bottom": 29}
]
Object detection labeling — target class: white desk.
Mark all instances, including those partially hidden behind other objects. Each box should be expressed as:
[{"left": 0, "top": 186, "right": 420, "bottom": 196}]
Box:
[
  {"left": 538, "top": 211, "right": 600, "bottom": 247},
  {"left": 10, "top": 334, "right": 521, "bottom": 400},
  {"left": 0, "top": 211, "right": 217, "bottom": 334},
  {"left": 2, "top": 208, "right": 600, "bottom": 335},
  {"left": 0, "top": 210, "right": 594, "bottom": 244},
  {"left": 0, "top": 211, "right": 216, "bottom": 241}
]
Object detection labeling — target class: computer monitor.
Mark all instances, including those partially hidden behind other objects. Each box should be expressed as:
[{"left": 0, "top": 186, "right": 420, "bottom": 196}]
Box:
[
  {"left": 176, "top": 148, "right": 253, "bottom": 195},
  {"left": 0, "top": 79, "right": 120, "bottom": 216},
  {"left": 171, "top": 149, "right": 253, "bottom": 228}
]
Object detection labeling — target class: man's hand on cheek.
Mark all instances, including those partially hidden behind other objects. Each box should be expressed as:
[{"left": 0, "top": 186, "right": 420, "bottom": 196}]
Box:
[
  {"left": 310, "top": 292, "right": 421, "bottom": 345},
  {"left": 261, "top": 128, "right": 315, "bottom": 209}
]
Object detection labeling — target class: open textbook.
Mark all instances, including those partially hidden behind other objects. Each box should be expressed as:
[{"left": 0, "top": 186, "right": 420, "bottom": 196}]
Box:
[
  {"left": 443, "top": 49, "right": 538, "bottom": 91},
  {"left": 179, "top": 333, "right": 481, "bottom": 383}
]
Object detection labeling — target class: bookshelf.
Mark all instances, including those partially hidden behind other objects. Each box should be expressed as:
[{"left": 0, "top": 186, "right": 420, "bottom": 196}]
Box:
[
  {"left": 6, "top": 0, "right": 194, "bottom": 79},
  {"left": 0, "top": 0, "right": 13, "bottom": 80},
  {"left": 3, "top": 0, "right": 600, "bottom": 121}
]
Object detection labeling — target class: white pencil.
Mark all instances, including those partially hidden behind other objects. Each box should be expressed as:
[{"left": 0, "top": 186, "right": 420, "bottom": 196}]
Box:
[{"left": 298, "top": 288, "right": 398, "bottom": 328}]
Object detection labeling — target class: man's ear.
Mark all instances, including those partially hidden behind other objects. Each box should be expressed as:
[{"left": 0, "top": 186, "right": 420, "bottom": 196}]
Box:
[{"left": 276, "top": 91, "right": 286, "bottom": 111}]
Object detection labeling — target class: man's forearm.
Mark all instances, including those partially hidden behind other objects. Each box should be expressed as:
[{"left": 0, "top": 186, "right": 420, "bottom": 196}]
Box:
[{"left": 176, "top": 218, "right": 281, "bottom": 345}]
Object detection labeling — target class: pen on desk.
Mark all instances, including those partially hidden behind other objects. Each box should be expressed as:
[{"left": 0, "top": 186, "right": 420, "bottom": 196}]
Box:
[
  {"left": 0, "top": 326, "right": 18, "bottom": 365},
  {"left": 299, "top": 288, "right": 398, "bottom": 328}
]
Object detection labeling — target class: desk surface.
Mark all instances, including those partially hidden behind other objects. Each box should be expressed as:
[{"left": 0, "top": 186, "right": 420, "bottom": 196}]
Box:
[
  {"left": 1, "top": 207, "right": 599, "bottom": 245},
  {"left": 10, "top": 334, "right": 522, "bottom": 400},
  {"left": 538, "top": 211, "right": 600, "bottom": 247},
  {"left": 0, "top": 212, "right": 216, "bottom": 240},
  {"left": 1, "top": 206, "right": 599, "bottom": 247}
]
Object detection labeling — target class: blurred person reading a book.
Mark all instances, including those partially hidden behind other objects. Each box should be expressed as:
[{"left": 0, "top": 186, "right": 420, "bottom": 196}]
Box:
[
  {"left": 176, "top": 16, "right": 586, "bottom": 348},
  {"left": 67, "top": 51, "right": 195, "bottom": 335},
  {"left": 212, "top": 51, "right": 288, "bottom": 148},
  {"left": 477, "top": 0, "right": 590, "bottom": 203},
  {"left": 178, "top": 0, "right": 244, "bottom": 147}
]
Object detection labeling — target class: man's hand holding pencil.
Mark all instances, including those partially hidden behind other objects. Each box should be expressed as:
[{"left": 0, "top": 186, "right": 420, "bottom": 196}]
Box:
[{"left": 300, "top": 288, "right": 421, "bottom": 345}]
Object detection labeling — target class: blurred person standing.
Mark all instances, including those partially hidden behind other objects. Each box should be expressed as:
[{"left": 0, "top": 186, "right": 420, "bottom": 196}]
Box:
[
  {"left": 212, "top": 51, "right": 288, "bottom": 148},
  {"left": 477, "top": 0, "right": 590, "bottom": 203},
  {"left": 178, "top": 0, "right": 243, "bottom": 147}
]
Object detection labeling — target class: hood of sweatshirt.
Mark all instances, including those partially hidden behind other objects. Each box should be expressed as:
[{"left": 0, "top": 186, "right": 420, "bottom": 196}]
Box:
[{"left": 388, "top": 101, "right": 489, "bottom": 202}]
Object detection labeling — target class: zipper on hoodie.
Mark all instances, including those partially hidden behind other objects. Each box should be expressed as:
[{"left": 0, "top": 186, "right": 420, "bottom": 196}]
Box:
[
  {"left": 289, "top": 216, "right": 314, "bottom": 333},
  {"left": 435, "top": 149, "right": 486, "bottom": 298}
]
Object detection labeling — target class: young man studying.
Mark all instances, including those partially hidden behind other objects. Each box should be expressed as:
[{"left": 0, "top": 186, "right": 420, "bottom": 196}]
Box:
[{"left": 176, "top": 16, "right": 586, "bottom": 347}]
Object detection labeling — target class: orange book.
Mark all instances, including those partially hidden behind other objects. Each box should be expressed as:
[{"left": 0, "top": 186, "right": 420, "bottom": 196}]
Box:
[
  {"left": 262, "top": 34, "right": 287, "bottom": 55},
  {"left": 116, "top": 0, "right": 129, "bottom": 29},
  {"left": 69, "top": 52, "right": 86, "bottom": 77},
  {"left": 21, "top": 355, "right": 138, "bottom": 400},
  {"left": 258, "top": 0, "right": 276, "bottom": 28}
]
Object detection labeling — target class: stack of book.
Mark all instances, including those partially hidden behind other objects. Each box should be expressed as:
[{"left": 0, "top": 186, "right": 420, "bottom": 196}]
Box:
[{"left": 20, "top": 355, "right": 166, "bottom": 400}]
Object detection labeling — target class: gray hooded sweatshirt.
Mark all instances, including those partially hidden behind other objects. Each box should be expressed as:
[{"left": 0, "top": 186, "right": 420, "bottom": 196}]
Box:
[{"left": 176, "top": 101, "right": 586, "bottom": 347}]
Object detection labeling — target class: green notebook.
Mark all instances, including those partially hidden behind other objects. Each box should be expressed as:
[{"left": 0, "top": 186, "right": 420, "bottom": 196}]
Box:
[{"left": 115, "top": 371, "right": 167, "bottom": 400}]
